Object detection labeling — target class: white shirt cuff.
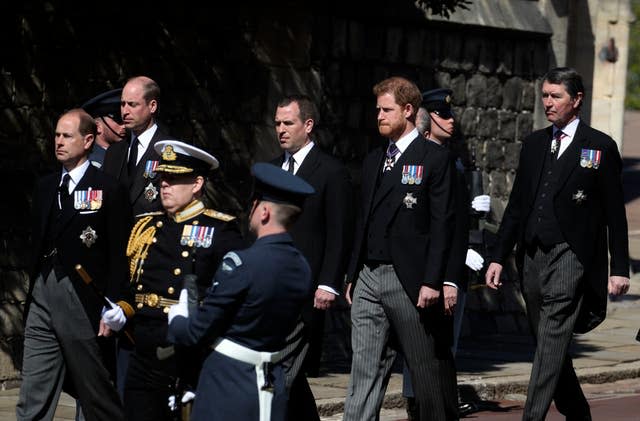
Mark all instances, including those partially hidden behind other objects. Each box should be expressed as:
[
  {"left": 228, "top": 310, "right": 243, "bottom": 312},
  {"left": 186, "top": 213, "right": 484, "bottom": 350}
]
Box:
[
  {"left": 318, "top": 285, "right": 339, "bottom": 296},
  {"left": 443, "top": 281, "right": 458, "bottom": 289}
]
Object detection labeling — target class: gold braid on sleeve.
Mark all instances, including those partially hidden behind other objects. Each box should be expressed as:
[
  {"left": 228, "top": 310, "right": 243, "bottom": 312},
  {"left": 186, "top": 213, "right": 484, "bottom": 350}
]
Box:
[{"left": 126, "top": 216, "right": 156, "bottom": 282}]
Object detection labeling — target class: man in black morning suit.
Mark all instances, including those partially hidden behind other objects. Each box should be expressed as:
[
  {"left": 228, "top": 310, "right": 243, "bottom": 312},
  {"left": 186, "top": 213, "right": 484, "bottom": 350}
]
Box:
[
  {"left": 486, "top": 67, "right": 630, "bottom": 421},
  {"left": 17, "top": 109, "right": 131, "bottom": 421},
  {"left": 271, "top": 95, "right": 353, "bottom": 420},
  {"left": 343, "top": 77, "right": 457, "bottom": 421},
  {"left": 102, "top": 75, "right": 170, "bottom": 217}
]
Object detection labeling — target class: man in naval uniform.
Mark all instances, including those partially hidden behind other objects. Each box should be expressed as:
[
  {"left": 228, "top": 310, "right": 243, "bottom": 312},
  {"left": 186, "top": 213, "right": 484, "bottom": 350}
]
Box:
[
  {"left": 121, "top": 140, "right": 244, "bottom": 421},
  {"left": 167, "top": 162, "right": 315, "bottom": 421},
  {"left": 17, "top": 108, "right": 131, "bottom": 421}
]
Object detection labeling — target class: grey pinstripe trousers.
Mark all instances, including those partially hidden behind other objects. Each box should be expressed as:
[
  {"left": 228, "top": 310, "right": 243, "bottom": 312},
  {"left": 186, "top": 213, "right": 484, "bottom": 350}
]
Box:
[
  {"left": 521, "top": 242, "right": 591, "bottom": 421},
  {"left": 344, "top": 264, "right": 458, "bottom": 421}
]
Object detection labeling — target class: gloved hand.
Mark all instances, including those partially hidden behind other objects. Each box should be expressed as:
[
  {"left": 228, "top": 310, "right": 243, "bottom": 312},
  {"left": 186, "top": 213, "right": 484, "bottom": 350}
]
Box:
[
  {"left": 168, "top": 289, "right": 188, "bottom": 324},
  {"left": 181, "top": 390, "right": 196, "bottom": 404},
  {"left": 168, "top": 390, "right": 196, "bottom": 411},
  {"left": 471, "top": 195, "right": 491, "bottom": 212},
  {"left": 465, "top": 249, "right": 484, "bottom": 271},
  {"left": 100, "top": 297, "right": 127, "bottom": 332}
]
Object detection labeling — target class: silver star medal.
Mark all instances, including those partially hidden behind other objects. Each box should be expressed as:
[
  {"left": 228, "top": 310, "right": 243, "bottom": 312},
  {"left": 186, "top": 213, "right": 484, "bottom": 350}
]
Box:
[
  {"left": 144, "top": 182, "right": 159, "bottom": 202},
  {"left": 80, "top": 226, "right": 98, "bottom": 247},
  {"left": 403, "top": 192, "right": 418, "bottom": 209},
  {"left": 572, "top": 190, "right": 587, "bottom": 204},
  {"left": 550, "top": 139, "right": 558, "bottom": 154}
]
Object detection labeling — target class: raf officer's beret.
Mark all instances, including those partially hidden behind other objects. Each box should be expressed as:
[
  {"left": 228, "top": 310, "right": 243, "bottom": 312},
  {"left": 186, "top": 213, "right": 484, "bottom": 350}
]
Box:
[
  {"left": 154, "top": 140, "right": 219, "bottom": 175},
  {"left": 81, "top": 88, "right": 123, "bottom": 123},
  {"left": 251, "top": 162, "right": 315, "bottom": 208},
  {"left": 421, "top": 88, "right": 454, "bottom": 119}
]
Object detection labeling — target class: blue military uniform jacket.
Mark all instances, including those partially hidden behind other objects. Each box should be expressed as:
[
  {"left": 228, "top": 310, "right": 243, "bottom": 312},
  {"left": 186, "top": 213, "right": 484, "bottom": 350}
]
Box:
[{"left": 168, "top": 232, "right": 313, "bottom": 421}]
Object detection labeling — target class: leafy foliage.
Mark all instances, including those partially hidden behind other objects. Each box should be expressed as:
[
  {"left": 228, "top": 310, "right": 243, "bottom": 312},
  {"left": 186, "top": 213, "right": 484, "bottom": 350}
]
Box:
[
  {"left": 415, "top": 0, "right": 473, "bottom": 18},
  {"left": 627, "top": 0, "right": 640, "bottom": 109}
]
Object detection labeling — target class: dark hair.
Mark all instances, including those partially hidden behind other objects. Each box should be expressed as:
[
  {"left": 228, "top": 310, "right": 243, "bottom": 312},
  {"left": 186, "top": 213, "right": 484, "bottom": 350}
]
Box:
[
  {"left": 277, "top": 95, "right": 319, "bottom": 125},
  {"left": 373, "top": 77, "right": 422, "bottom": 120},
  {"left": 542, "top": 67, "right": 585, "bottom": 101}
]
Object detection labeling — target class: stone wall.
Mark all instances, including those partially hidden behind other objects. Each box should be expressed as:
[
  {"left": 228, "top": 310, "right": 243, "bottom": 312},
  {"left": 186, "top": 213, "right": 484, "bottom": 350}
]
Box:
[{"left": 0, "top": 1, "right": 552, "bottom": 382}]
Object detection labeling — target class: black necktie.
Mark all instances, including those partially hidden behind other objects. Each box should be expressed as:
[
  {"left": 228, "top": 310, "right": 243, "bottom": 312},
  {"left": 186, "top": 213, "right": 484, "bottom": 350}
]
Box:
[
  {"left": 128, "top": 137, "right": 139, "bottom": 176},
  {"left": 58, "top": 174, "right": 71, "bottom": 209},
  {"left": 287, "top": 154, "right": 295, "bottom": 174}
]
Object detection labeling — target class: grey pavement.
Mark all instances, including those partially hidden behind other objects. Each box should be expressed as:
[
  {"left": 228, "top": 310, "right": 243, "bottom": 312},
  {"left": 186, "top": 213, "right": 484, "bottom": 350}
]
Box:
[{"left": 1, "top": 113, "right": 640, "bottom": 420}]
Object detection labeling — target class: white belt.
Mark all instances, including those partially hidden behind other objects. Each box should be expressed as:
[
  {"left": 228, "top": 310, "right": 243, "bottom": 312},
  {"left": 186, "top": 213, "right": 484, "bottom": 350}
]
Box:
[{"left": 212, "top": 338, "right": 285, "bottom": 421}]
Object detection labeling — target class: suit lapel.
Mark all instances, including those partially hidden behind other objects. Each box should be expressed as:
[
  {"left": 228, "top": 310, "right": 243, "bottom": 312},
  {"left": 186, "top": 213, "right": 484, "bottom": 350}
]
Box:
[
  {"left": 130, "top": 133, "right": 162, "bottom": 202},
  {"left": 295, "top": 146, "right": 320, "bottom": 181},
  {"left": 371, "top": 136, "right": 419, "bottom": 210},
  {"left": 40, "top": 175, "right": 59, "bottom": 236},
  {"left": 55, "top": 165, "right": 97, "bottom": 237},
  {"left": 555, "top": 122, "right": 586, "bottom": 193},
  {"left": 527, "top": 128, "right": 553, "bottom": 206}
]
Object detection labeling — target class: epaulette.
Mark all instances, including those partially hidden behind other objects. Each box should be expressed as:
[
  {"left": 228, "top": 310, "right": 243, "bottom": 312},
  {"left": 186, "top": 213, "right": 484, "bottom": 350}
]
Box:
[
  {"left": 134, "top": 210, "right": 164, "bottom": 219},
  {"left": 204, "top": 209, "right": 236, "bottom": 222}
]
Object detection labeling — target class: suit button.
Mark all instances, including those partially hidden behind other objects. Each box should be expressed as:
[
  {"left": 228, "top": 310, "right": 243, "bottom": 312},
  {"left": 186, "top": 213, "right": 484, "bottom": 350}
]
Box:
[
  {"left": 541, "top": 193, "right": 546, "bottom": 198},
  {"left": 152, "top": 237, "right": 157, "bottom": 243},
  {"left": 163, "top": 307, "right": 170, "bottom": 314},
  {"left": 137, "top": 284, "right": 143, "bottom": 291},
  {"left": 156, "top": 221, "right": 163, "bottom": 228},
  {"left": 173, "top": 268, "right": 182, "bottom": 276},
  {"left": 181, "top": 251, "right": 189, "bottom": 258},
  {"left": 538, "top": 206, "right": 543, "bottom": 210},
  {"left": 137, "top": 303, "right": 143, "bottom": 309},
  {"left": 193, "top": 220, "right": 199, "bottom": 225},
  {"left": 168, "top": 287, "right": 175, "bottom": 294}
]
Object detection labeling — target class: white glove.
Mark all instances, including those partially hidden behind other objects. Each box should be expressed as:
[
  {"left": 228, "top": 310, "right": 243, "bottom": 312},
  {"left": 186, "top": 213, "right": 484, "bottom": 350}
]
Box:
[
  {"left": 181, "top": 390, "right": 196, "bottom": 404},
  {"left": 100, "top": 297, "right": 126, "bottom": 332},
  {"left": 471, "top": 195, "right": 491, "bottom": 212},
  {"left": 168, "top": 390, "right": 196, "bottom": 411},
  {"left": 465, "top": 249, "right": 484, "bottom": 271},
  {"left": 168, "top": 289, "right": 188, "bottom": 324}
]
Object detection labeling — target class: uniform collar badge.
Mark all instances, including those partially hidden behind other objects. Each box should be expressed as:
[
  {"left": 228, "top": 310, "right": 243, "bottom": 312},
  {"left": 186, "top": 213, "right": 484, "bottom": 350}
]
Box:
[
  {"left": 403, "top": 192, "right": 418, "bottom": 209},
  {"left": 74, "top": 189, "right": 103, "bottom": 210},
  {"left": 401, "top": 165, "right": 423, "bottom": 185},
  {"left": 80, "top": 226, "right": 98, "bottom": 247}
]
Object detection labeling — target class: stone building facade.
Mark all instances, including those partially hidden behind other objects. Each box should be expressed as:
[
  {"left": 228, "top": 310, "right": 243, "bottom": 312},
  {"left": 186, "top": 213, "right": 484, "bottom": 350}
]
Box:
[{"left": 0, "top": 0, "right": 631, "bottom": 384}]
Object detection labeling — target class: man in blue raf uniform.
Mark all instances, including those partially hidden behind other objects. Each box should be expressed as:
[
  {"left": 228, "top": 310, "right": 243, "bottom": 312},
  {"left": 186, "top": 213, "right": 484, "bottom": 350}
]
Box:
[
  {"left": 122, "top": 140, "right": 244, "bottom": 421},
  {"left": 81, "top": 88, "right": 126, "bottom": 168},
  {"left": 167, "top": 162, "right": 315, "bottom": 421}
]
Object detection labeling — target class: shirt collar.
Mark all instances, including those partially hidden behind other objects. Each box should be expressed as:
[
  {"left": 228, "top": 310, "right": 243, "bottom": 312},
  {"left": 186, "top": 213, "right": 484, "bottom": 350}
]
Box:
[
  {"left": 61, "top": 159, "right": 90, "bottom": 189},
  {"left": 554, "top": 117, "right": 580, "bottom": 138},
  {"left": 133, "top": 123, "right": 158, "bottom": 151},
  {"left": 392, "top": 128, "right": 419, "bottom": 154},
  {"left": 285, "top": 141, "right": 315, "bottom": 167}
]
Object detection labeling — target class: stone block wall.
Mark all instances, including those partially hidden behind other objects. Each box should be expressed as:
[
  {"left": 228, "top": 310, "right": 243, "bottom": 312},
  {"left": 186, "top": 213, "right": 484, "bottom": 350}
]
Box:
[{"left": 1, "top": 1, "right": 552, "bottom": 381}]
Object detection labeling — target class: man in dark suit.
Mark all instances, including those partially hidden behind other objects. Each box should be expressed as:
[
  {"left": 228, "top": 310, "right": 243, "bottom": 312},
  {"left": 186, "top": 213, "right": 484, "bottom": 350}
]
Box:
[
  {"left": 17, "top": 109, "right": 131, "bottom": 421},
  {"left": 485, "top": 67, "right": 630, "bottom": 421},
  {"left": 343, "top": 77, "right": 458, "bottom": 421},
  {"left": 102, "top": 75, "right": 169, "bottom": 217},
  {"left": 167, "top": 163, "right": 315, "bottom": 421},
  {"left": 270, "top": 95, "right": 353, "bottom": 420}
]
